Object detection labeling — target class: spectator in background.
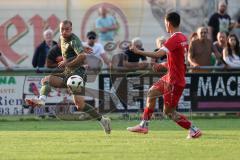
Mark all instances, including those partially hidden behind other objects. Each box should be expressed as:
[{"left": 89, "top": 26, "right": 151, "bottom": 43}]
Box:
[
  {"left": 151, "top": 36, "right": 167, "bottom": 64},
  {"left": 186, "top": 32, "right": 199, "bottom": 66},
  {"left": 208, "top": 1, "right": 231, "bottom": 42},
  {"left": 188, "top": 27, "right": 221, "bottom": 72},
  {"left": 46, "top": 44, "right": 62, "bottom": 68},
  {"left": 32, "top": 29, "right": 57, "bottom": 68},
  {"left": 213, "top": 31, "right": 227, "bottom": 66},
  {"left": 189, "top": 32, "right": 198, "bottom": 42},
  {"left": 95, "top": 6, "right": 118, "bottom": 44},
  {"left": 223, "top": 34, "right": 240, "bottom": 67},
  {"left": 231, "top": 16, "right": 240, "bottom": 40},
  {"left": 0, "top": 52, "right": 11, "bottom": 70},
  {"left": 123, "top": 37, "right": 148, "bottom": 70},
  {"left": 82, "top": 31, "right": 111, "bottom": 69}
]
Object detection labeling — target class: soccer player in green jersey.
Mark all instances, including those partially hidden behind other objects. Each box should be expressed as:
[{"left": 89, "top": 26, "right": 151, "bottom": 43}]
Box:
[{"left": 25, "top": 20, "right": 111, "bottom": 134}]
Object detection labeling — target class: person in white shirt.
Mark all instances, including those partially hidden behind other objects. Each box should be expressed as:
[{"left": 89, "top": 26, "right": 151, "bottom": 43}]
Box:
[
  {"left": 223, "top": 34, "right": 240, "bottom": 67},
  {"left": 82, "top": 31, "right": 111, "bottom": 69}
]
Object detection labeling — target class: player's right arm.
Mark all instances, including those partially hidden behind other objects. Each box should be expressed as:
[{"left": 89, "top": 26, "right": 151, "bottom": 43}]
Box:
[
  {"left": 68, "top": 38, "right": 88, "bottom": 67},
  {"left": 130, "top": 45, "right": 166, "bottom": 58},
  {"left": 66, "top": 54, "right": 86, "bottom": 68},
  {"left": 59, "top": 37, "right": 88, "bottom": 69}
]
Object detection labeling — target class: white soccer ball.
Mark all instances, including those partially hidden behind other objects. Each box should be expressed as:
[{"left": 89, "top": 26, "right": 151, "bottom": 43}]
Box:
[{"left": 67, "top": 75, "right": 84, "bottom": 93}]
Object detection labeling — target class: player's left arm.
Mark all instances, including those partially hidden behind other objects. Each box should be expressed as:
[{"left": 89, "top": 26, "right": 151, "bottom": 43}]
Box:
[
  {"left": 66, "top": 39, "right": 88, "bottom": 68},
  {"left": 46, "top": 58, "right": 58, "bottom": 68},
  {"left": 66, "top": 54, "right": 86, "bottom": 68}
]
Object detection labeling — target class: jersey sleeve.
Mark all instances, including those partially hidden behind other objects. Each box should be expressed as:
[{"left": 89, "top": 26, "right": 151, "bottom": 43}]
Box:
[
  {"left": 71, "top": 38, "right": 84, "bottom": 55},
  {"left": 47, "top": 46, "right": 61, "bottom": 62},
  {"left": 47, "top": 51, "right": 56, "bottom": 62},
  {"left": 163, "top": 36, "right": 177, "bottom": 52}
]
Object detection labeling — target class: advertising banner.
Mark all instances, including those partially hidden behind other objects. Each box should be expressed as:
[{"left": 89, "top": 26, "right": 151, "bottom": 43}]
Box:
[
  {"left": 0, "top": 75, "right": 97, "bottom": 115},
  {"left": 0, "top": 76, "right": 25, "bottom": 115},
  {"left": 99, "top": 73, "right": 240, "bottom": 112},
  {"left": 188, "top": 73, "right": 240, "bottom": 112}
]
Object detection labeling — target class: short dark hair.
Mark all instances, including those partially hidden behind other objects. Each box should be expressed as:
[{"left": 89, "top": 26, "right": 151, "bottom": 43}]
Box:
[
  {"left": 61, "top": 20, "right": 72, "bottom": 26},
  {"left": 165, "top": 12, "right": 180, "bottom": 28},
  {"left": 87, "top": 31, "right": 97, "bottom": 38}
]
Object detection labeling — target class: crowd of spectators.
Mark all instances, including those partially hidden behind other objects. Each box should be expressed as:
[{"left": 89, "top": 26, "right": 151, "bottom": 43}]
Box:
[
  {"left": 2, "top": 1, "right": 239, "bottom": 73},
  {"left": 92, "top": 0, "right": 240, "bottom": 72}
]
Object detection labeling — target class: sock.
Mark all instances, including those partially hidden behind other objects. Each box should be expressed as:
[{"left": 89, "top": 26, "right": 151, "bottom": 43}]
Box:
[
  {"left": 142, "top": 107, "right": 154, "bottom": 121},
  {"left": 83, "top": 103, "right": 102, "bottom": 121},
  {"left": 139, "top": 107, "right": 154, "bottom": 128},
  {"left": 139, "top": 120, "right": 149, "bottom": 128},
  {"left": 40, "top": 82, "right": 51, "bottom": 97},
  {"left": 190, "top": 125, "right": 198, "bottom": 132},
  {"left": 174, "top": 113, "right": 191, "bottom": 130}
]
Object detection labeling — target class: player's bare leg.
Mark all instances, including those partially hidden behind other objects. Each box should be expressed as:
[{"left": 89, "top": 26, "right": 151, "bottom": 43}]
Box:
[
  {"left": 164, "top": 106, "right": 202, "bottom": 139},
  {"left": 25, "top": 75, "right": 64, "bottom": 107},
  {"left": 127, "top": 87, "right": 161, "bottom": 134},
  {"left": 73, "top": 95, "right": 111, "bottom": 134}
]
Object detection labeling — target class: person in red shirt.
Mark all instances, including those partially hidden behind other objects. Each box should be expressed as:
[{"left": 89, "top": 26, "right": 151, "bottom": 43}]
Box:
[{"left": 127, "top": 12, "right": 202, "bottom": 139}]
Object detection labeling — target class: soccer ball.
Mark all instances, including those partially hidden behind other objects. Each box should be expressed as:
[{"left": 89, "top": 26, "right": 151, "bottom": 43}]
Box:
[{"left": 67, "top": 75, "right": 84, "bottom": 93}]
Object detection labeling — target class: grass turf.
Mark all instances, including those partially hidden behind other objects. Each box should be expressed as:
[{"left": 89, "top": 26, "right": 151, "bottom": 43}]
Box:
[{"left": 0, "top": 118, "right": 239, "bottom": 160}]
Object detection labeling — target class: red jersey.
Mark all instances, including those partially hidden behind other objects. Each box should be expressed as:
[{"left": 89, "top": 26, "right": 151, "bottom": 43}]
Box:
[{"left": 161, "top": 32, "right": 188, "bottom": 87}]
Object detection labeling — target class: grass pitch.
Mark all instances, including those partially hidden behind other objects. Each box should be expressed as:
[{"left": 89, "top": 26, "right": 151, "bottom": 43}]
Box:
[{"left": 0, "top": 117, "right": 239, "bottom": 160}]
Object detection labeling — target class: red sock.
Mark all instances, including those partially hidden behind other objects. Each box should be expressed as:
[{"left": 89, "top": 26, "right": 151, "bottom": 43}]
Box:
[
  {"left": 142, "top": 107, "right": 154, "bottom": 120},
  {"left": 175, "top": 114, "right": 191, "bottom": 129}
]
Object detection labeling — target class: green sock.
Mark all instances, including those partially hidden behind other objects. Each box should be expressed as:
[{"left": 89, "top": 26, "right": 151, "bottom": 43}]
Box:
[
  {"left": 83, "top": 103, "right": 102, "bottom": 121},
  {"left": 40, "top": 82, "right": 51, "bottom": 96}
]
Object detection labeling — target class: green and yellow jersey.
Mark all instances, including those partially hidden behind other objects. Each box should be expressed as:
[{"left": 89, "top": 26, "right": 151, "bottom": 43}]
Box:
[
  {"left": 60, "top": 33, "right": 84, "bottom": 61},
  {"left": 59, "top": 33, "right": 86, "bottom": 84}
]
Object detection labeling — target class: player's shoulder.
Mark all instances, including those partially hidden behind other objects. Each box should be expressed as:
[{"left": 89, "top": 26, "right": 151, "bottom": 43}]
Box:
[
  {"left": 169, "top": 32, "right": 187, "bottom": 41},
  {"left": 70, "top": 34, "right": 83, "bottom": 47},
  {"left": 71, "top": 33, "right": 80, "bottom": 41}
]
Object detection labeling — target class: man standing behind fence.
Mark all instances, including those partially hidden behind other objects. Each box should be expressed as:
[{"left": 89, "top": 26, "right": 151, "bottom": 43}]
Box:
[
  {"left": 32, "top": 29, "right": 57, "bottom": 68},
  {"left": 188, "top": 27, "right": 222, "bottom": 72},
  {"left": 95, "top": 6, "right": 118, "bottom": 44}
]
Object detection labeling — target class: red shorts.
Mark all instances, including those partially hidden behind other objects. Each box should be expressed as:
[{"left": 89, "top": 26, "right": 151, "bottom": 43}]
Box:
[{"left": 152, "top": 80, "right": 184, "bottom": 107}]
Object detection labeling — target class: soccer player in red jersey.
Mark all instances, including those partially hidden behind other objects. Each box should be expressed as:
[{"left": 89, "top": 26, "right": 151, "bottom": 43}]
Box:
[{"left": 127, "top": 12, "right": 202, "bottom": 139}]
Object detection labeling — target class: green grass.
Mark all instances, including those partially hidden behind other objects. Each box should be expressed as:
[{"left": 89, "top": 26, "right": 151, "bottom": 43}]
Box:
[{"left": 0, "top": 118, "right": 239, "bottom": 160}]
